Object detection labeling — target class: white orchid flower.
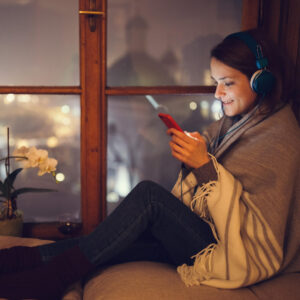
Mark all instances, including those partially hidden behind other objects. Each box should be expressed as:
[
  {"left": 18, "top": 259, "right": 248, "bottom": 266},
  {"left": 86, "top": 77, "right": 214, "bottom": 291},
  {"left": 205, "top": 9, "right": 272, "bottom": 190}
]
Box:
[
  {"left": 12, "top": 146, "right": 57, "bottom": 177},
  {"left": 1, "top": 141, "right": 59, "bottom": 220},
  {"left": 12, "top": 146, "right": 30, "bottom": 161},
  {"left": 38, "top": 157, "right": 58, "bottom": 176},
  {"left": 23, "top": 147, "right": 49, "bottom": 168}
]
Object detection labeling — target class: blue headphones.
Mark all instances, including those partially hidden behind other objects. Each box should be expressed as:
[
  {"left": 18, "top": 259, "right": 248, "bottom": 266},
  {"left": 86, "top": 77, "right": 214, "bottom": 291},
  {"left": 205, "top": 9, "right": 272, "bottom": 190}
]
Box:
[{"left": 226, "top": 32, "right": 275, "bottom": 95}]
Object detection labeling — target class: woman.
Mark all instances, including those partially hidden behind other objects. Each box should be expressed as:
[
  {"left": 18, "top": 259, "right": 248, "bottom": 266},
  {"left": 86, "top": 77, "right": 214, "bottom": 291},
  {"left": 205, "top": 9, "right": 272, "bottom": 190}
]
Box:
[{"left": 0, "top": 29, "right": 299, "bottom": 299}]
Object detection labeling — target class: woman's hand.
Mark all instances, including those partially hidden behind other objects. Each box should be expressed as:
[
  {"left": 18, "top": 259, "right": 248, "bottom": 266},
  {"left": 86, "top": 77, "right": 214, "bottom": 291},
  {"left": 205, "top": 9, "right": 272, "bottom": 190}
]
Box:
[{"left": 167, "top": 128, "right": 210, "bottom": 169}]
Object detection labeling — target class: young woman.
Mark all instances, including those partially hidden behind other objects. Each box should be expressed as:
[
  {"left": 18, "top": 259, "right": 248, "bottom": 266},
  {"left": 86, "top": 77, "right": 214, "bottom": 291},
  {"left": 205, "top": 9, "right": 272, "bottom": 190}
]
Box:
[{"left": 0, "top": 29, "right": 299, "bottom": 299}]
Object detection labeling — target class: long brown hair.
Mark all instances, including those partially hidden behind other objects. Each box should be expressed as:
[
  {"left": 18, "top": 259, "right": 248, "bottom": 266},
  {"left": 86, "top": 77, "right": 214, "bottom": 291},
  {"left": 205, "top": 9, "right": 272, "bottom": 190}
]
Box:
[{"left": 210, "top": 29, "right": 290, "bottom": 115}]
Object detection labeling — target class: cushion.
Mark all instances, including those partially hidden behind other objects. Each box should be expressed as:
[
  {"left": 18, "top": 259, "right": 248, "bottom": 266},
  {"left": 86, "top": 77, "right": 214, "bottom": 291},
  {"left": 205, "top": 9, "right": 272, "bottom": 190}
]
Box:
[
  {"left": 83, "top": 261, "right": 256, "bottom": 300},
  {"left": 1, "top": 236, "right": 299, "bottom": 300},
  {"left": 84, "top": 261, "right": 300, "bottom": 300}
]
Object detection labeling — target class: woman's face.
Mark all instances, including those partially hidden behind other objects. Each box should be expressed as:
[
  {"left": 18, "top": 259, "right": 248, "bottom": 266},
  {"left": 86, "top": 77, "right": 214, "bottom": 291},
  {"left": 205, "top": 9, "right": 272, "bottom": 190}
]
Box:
[{"left": 210, "top": 57, "right": 258, "bottom": 117}]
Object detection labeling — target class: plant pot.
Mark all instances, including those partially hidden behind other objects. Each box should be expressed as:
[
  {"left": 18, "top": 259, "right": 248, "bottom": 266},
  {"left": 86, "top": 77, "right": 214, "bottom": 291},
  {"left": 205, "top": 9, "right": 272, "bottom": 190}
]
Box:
[{"left": 0, "top": 214, "right": 23, "bottom": 237}]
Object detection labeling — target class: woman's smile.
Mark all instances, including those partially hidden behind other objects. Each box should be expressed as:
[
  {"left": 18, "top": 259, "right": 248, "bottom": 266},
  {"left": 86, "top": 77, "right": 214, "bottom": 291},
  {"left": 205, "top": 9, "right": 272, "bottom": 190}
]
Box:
[{"left": 222, "top": 99, "right": 234, "bottom": 105}]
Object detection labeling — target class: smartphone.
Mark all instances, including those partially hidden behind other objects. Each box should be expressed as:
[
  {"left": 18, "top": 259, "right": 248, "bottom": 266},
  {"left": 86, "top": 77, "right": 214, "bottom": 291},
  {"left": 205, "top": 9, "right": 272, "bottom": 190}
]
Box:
[{"left": 158, "top": 113, "right": 183, "bottom": 132}]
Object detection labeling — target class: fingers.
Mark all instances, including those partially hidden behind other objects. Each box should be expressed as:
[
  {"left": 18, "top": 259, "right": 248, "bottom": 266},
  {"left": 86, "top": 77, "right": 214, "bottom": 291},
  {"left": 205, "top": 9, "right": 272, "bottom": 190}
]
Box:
[
  {"left": 168, "top": 128, "right": 202, "bottom": 144},
  {"left": 169, "top": 140, "right": 189, "bottom": 156},
  {"left": 169, "top": 141, "right": 189, "bottom": 164},
  {"left": 169, "top": 139, "right": 209, "bottom": 168},
  {"left": 167, "top": 129, "right": 209, "bottom": 168},
  {"left": 168, "top": 129, "right": 206, "bottom": 157}
]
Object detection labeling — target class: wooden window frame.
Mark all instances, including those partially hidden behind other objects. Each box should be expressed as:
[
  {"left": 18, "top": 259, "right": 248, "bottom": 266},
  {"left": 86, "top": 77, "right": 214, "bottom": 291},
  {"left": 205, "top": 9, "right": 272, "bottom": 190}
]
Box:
[{"left": 0, "top": 0, "right": 260, "bottom": 239}]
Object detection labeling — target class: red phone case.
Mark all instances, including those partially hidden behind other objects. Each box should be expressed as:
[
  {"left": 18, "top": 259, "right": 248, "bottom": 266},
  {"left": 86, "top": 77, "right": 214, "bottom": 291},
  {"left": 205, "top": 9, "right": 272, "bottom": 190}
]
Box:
[{"left": 158, "top": 113, "right": 183, "bottom": 132}]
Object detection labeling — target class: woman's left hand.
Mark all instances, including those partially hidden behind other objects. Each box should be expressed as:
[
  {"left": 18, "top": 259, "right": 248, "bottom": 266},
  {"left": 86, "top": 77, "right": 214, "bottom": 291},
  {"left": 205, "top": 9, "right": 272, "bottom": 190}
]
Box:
[{"left": 167, "top": 128, "right": 210, "bottom": 169}]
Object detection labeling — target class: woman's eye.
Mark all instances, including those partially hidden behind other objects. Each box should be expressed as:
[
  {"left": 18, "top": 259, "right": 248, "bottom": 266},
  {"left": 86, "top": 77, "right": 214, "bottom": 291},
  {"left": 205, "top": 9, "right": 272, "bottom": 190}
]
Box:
[{"left": 224, "top": 82, "right": 234, "bottom": 87}]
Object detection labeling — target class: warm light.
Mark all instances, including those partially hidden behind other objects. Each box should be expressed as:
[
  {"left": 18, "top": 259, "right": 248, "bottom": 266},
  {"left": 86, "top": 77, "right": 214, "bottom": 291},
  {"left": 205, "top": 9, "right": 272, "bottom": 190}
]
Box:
[
  {"left": 4, "top": 94, "right": 15, "bottom": 104},
  {"left": 114, "top": 165, "right": 130, "bottom": 197},
  {"left": 53, "top": 114, "right": 71, "bottom": 126},
  {"left": 17, "top": 94, "right": 31, "bottom": 103},
  {"left": 56, "top": 173, "right": 65, "bottom": 182},
  {"left": 213, "top": 113, "right": 222, "bottom": 121},
  {"left": 47, "top": 136, "right": 59, "bottom": 148},
  {"left": 203, "top": 69, "right": 215, "bottom": 85},
  {"left": 200, "top": 100, "right": 210, "bottom": 118},
  {"left": 107, "top": 192, "right": 119, "bottom": 203},
  {"left": 211, "top": 100, "right": 223, "bottom": 120},
  {"left": 16, "top": 139, "right": 30, "bottom": 148},
  {"left": 62, "top": 117, "right": 71, "bottom": 125},
  {"left": 55, "top": 126, "right": 72, "bottom": 137},
  {"left": 189, "top": 101, "right": 197, "bottom": 111},
  {"left": 61, "top": 105, "right": 70, "bottom": 114}
]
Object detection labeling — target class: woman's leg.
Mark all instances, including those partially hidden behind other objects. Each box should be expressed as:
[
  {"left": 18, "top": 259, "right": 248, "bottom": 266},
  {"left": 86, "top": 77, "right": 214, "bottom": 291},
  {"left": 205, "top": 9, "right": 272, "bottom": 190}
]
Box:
[
  {"left": 36, "top": 180, "right": 215, "bottom": 266},
  {"left": 40, "top": 180, "right": 215, "bottom": 266},
  {"left": 0, "top": 181, "right": 183, "bottom": 274},
  {"left": 41, "top": 230, "right": 172, "bottom": 265},
  {"left": 99, "top": 229, "right": 174, "bottom": 267},
  {"left": 0, "top": 181, "right": 215, "bottom": 299}
]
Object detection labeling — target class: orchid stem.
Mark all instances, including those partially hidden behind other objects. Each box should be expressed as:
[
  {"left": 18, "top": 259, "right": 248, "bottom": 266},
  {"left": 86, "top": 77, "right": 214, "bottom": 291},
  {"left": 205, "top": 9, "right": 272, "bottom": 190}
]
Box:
[{"left": 6, "top": 127, "right": 10, "bottom": 176}]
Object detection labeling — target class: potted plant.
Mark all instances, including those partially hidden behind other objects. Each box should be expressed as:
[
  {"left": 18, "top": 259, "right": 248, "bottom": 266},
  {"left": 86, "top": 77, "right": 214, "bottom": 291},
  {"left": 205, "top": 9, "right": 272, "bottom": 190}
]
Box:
[{"left": 0, "top": 128, "right": 57, "bottom": 236}]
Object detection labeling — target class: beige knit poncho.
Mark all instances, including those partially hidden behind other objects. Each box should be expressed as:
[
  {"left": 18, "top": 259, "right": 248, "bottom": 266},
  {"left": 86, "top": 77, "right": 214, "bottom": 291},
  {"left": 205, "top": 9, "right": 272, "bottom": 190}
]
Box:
[{"left": 171, "top": 104, "right": 300, "bottom": 289}]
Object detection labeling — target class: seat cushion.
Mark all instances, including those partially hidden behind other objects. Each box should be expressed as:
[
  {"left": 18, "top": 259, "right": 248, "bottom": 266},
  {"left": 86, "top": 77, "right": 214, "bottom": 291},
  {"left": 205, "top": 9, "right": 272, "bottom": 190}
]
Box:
[
  {"left": 84, "top": 261, "right": 300, "bottom": 300},
  {"left": 83, "top": 261, "right": 257, "bottom": 300},
  {"left": 1, "top": 236, "right": 299, "bottom": 300}
]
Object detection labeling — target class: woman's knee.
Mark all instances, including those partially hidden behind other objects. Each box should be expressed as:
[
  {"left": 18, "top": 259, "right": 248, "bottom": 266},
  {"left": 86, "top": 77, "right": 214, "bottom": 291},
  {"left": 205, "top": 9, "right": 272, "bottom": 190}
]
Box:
[
  {"left": 123, "top": 180, "right": 159, "bottom": 207},
  {"left": 130, "top": 180, "right": 169, "bottom": 206},
  {"left": 134, "top": 180, "right": 161, "bottom": 193},
  {"left": 133, "top": 180, "right": 177, "bottom": 207}
]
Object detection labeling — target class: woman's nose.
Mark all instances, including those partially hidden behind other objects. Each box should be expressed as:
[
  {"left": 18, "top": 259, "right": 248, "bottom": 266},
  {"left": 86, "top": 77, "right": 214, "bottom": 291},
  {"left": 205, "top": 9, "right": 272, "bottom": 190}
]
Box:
[{"left": 215, "top": 84, "right": 225, "bottom": 100}]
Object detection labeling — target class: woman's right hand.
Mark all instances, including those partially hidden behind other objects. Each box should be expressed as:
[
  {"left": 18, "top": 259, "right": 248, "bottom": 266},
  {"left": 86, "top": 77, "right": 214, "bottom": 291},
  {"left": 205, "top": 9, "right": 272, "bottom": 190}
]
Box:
[{"left": 167, "top": 128, "right": 210, "bottom": 169}]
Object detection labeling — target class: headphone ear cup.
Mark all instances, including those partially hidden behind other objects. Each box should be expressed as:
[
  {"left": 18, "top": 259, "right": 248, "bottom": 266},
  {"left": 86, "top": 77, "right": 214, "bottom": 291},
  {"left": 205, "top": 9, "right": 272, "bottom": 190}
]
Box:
[{"left": 250, "top": 69, "right": 275, "bottom": 95}]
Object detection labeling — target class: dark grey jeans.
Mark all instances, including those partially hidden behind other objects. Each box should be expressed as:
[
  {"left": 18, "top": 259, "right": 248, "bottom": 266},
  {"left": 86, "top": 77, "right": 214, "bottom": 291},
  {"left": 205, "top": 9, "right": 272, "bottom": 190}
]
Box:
[{"left": 39, "top": 181, "right": 215, "bottom": 267}]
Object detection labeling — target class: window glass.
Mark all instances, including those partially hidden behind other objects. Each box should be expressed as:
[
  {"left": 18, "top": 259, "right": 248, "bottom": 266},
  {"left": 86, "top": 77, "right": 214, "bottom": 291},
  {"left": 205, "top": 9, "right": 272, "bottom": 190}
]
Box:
[
  {"left": 0, "top": 0, "right": 79, "bottom": 86},
  {"left": 0, "top": 94, "right": 81, "bottom": 222},
  {"left": 107, "top": 0, "right": 242, "bottom": 86},
  {"left": 107, "top": 94, "right": 222, "bottom": 214}
]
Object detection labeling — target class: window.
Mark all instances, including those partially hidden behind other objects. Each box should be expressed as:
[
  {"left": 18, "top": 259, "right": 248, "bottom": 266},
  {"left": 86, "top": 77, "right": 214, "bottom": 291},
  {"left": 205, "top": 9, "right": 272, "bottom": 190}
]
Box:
[
  {"left": 106, "top": 0, "right": 244, "bottom": 214},
  {"left": 0, "top": 0, "right": 259, "bottom": 237},
  {"left": 0, "top": 0, "right": 81, "bottom": 225}
]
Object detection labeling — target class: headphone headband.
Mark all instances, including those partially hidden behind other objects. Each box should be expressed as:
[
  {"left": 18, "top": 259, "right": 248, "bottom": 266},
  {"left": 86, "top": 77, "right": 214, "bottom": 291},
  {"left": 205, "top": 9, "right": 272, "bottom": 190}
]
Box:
[
  {"left": 224, "top": 31, "right": 275, "bottom": 95},
  {"left": 226, "top": 32, "right": 268, "bottom": 69}
]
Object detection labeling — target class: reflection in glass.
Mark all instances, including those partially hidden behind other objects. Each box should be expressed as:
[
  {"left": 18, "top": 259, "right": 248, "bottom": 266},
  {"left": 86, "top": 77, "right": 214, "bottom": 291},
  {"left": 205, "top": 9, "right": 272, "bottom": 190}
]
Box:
[
  {"left": 0, "top": 95, "right": 81, "bottom": 222},
  {"left": 0, "top": 0, "right": 79, "bottom": 86},
  {"left": 107, "top": 94, "right": 222, "bottom": 214},
  {"left": 107, "top": 0, "right": 242, "bottom": 86}
]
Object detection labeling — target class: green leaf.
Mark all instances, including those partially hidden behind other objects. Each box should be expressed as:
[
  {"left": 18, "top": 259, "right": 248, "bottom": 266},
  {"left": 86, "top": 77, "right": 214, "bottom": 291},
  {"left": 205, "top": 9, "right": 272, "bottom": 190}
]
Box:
[
  {"left": 11, "top": 188, "right": 57, "bottom": 198},
  {"left": 4, "top": 168, "right": 23, "bottom": 189},
  {"left": 2, "top": 168, "right": 24, "bottom": 198},
  {"left": 0, "top": 182, "right": 8, "bottom": 198}
]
